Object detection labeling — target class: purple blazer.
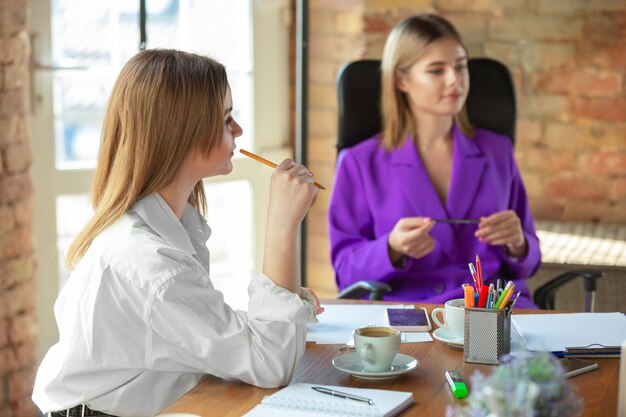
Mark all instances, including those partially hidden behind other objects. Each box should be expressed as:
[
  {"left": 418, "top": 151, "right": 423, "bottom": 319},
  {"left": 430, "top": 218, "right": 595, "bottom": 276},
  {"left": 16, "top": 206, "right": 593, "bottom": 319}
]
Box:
[{"left": 328, "top": 125, "right": 541, "bottom": 309}]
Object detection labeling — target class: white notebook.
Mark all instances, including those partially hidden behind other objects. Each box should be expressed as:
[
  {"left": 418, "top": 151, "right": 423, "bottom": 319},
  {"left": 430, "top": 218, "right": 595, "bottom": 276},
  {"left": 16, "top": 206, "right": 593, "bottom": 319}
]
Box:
[{"left": 243, "top": 383, "right": 414, "bottom": 417}]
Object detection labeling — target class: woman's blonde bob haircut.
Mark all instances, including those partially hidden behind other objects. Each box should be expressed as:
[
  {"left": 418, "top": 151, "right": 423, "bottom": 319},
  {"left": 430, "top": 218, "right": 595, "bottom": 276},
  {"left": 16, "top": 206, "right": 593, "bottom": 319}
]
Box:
[
  {"left": 66, "top": 49, "right": 228, "bottom": 269},
  {"left": 380, "top": 14, "right": 474, "bottom": 150}
]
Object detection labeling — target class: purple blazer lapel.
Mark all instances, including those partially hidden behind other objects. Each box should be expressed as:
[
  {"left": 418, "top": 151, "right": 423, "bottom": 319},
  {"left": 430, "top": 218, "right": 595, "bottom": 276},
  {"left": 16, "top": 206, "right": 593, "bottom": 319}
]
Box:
[
  {"left": 447, "top": 125, "right": 486, "bottom": 221},
  {"left": 389, "top": 136, "right": 457, "bottom": 261}
]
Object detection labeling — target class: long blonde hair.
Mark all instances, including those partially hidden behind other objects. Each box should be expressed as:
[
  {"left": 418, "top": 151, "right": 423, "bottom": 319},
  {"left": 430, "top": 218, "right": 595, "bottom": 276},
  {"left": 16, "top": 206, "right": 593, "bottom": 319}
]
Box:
[
  {"left": 380, "top": 14, "right": 474, "bottom": 150},
  {"left": 66, "top": 49, "right": 228, "bottom": 269}
]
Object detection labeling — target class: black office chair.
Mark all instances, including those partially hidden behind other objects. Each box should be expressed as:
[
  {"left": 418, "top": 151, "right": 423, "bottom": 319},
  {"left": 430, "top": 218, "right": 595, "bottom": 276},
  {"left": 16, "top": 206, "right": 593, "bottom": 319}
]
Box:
[{"left": 334, "top": 58, "right": 604, "bottom": 310}]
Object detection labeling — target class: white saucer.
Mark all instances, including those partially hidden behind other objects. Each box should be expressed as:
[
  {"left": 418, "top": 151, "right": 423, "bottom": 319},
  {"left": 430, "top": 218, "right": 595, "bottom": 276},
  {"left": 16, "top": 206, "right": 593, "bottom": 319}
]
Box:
[
  {"left": 332, "top": 352, "right": 419, "bottom": 380},
  {"left": 432, "top": 327, "right": 464, "bottom": 349}
]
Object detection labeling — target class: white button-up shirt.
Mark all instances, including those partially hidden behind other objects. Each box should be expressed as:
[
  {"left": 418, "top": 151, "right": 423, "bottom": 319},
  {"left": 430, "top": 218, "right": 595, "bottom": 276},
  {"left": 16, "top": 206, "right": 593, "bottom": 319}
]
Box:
[{"left": 33, "top": 194, "right": 317, "bottom": 417}]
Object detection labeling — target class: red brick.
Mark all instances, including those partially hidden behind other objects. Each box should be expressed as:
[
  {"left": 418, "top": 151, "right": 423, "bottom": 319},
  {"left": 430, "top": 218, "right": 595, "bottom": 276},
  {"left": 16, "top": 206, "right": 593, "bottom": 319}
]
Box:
[
  {"left": 0, "top": 323, "right": 7, "bottom": 347},
  {"left": 0, "top": 1, "right": 28, "bottom": 36},
  {"left": 538, "top": 0, "right": 626, "bottom": 14},
  {"left": 531, "top": 43, "right": 576, "bottom": 72},
  {"left": 0, "top": 227, "right": 33, "bottom": 262},
  {"left": 336, "top": 12, "right": 364, "bottom": 35},
  {"left": 308, "top": 109, "right": 336, "bottom": 137},
  {"left": 529, "top": 198, "right": 565, "bottom": 220},
  {"left": 0, "top": 115, "right": 18, "bottom": 147},
  {"left": 310, "top": 60, "right": 342, "bottom": 85},
  {"left": 544, "top": 174, "right": 610, "bottom": 201},
  {"left": 3, "top": 141, "right": 31, "bottom": 174},
  {"left": 581, "top": 13, "right": 626, "bottom": 45},
  {"left": 488, "top": 17, "right": 583, "bottom": 42},
  {"left": 310, "top": 11, "right": 336, "bottom": 34},
  {"left": 578, "top": 44, "right": 626, "bottom": 69},
  {"left": 309, "top": 34, "right": 367, "bottom": 62},
  {"left": 0, "top": 90, "right": 29, "bottom": 117},
  {"left": 363, "top": 34, "right": 387, "bottom": 58},
  {"left": 521, "top": 95, "right": 571, "bottom": 121},
  {"left": 12, "top": 199, "right": 32, "bottom": 227},
  {"left": 2, "top": 281, "right": 35, "bottom": 317},
  {"left": 545, "top": 121, "right": 626, "bottom": 150},
  {"left": 437, "top": 0, "right": 503, "bottom": 15},
  {"left": 573, "top": 97, "right": 626, "bottom": 122},
  {"left": 523, "top": 148, "right": 578, "bottom": 175},
  {"left": 366, "top": 0, "right": 431, "bottom": 13},
  {"left": 516, "top": 119, "right": 542, "bottom": 145},
  {"left": 3, "top": 61, "right": 27, "bottom": 90},
  {"left": 0, "top": 173, "right": 32, "bottom": 203},
  {"left": 484, "top": 42, "right": 526, "bottom": 67},
  {"left": 14, "top": 341, "right": 35, "bottom": 370},
  {"left": 13, "top": 399, "right": 38, "bottom": 417},
  {"left": 584, "top": 151, "right": 626, "bottom": 177},
  {"left": 309, "top": 84, "right": 337, "bottom": 110},
  {"left": 8, "top": 370, "right": 31, "bottom": 404},
  {"left": 0, "top": 204, "right": 15, "bottom": 235},
  {"left": 363, "top": 13, "right": 393, "bottom": 34},
  {"left": 0, "top": 347, "right": 16, "bottom": 373},
  {"left": 310, "top": 0, "right": 364, "bottom": 12},
  {"left": 0, "top": 257, "right": 34, "bottom": 291},
  {"left": 444, "top": 14, "right": 489, "bottom": 40},
  {"left": 534, "top": 69, "right": 622, "bottom": 97},
  {"left": 9, "top": 313, "right": 36, "bottom": 345},
  {"left": 612, "top": 178, "right": 626, "bottom": 202},
  {"left": 562, "top": 201, "right": 626, "bottom": 223}
]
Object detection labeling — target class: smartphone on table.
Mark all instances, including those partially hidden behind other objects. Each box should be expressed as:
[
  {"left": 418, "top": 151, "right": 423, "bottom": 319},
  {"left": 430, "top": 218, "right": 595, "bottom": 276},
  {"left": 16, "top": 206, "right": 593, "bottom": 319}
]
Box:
[{"left": 386, "top": 307, "right": 432, "bottom": 332}]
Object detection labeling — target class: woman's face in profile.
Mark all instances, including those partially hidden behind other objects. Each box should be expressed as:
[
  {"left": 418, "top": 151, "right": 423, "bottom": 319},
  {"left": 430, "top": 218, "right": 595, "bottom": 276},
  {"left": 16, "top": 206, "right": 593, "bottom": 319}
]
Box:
[
  {"left": 396, "top": 38, "right": 469, "bottom": 118},
  {"left": 187, "top": 85, "right": 243, "bottom": 180}
]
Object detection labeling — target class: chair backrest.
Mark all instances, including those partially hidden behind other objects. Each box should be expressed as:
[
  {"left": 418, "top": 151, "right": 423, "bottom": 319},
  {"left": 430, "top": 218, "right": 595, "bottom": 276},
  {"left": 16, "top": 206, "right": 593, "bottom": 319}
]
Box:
[{"left": 336, "top": 58, "right": 516, "bottom": 153}]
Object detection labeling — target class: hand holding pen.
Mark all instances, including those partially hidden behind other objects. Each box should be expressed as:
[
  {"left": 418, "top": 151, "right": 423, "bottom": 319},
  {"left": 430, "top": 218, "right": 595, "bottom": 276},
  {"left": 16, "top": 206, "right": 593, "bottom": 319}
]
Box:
[{"left": 475, "top": 210, "right": 527, "bottom": 257}]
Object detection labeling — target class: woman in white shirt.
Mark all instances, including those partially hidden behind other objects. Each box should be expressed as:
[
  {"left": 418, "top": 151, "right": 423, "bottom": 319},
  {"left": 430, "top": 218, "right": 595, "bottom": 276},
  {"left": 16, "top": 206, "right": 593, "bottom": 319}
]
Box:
[{"left": 32, "top": 49, "right": 322, "bottom": 417}]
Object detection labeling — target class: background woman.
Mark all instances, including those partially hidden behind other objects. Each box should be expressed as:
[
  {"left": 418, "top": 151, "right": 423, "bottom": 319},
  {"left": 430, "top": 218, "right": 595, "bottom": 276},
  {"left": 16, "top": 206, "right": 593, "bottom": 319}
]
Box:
[{"left": 328, "top": 14, "right": 540, "bottom": 308}]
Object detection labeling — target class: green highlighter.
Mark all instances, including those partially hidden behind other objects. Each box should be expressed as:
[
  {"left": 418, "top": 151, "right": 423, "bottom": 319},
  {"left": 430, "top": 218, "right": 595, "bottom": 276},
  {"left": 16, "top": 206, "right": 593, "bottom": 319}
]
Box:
[{"left": 445, "top": 371, "right": 469, "bottom": 399}]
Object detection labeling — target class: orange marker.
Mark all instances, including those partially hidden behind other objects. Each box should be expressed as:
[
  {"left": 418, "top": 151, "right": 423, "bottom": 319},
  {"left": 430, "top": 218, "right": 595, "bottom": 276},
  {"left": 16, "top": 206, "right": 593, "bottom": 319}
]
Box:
[{"left": 463, "top": 284, "right": 475, "bottom": 308}]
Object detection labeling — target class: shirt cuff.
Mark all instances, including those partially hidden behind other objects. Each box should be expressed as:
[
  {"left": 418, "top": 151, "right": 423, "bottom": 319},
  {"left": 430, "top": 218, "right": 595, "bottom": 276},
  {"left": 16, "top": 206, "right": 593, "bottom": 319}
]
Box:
[{"left": 247, "top": 274, "right": 318, "bottom": 324}]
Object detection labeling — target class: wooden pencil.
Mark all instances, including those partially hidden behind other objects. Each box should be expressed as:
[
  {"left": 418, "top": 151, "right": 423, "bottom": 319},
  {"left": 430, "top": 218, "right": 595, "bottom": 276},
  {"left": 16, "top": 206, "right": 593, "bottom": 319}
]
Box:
[{"left": 239, "top": 149, "right": 326, "bottom": 190}]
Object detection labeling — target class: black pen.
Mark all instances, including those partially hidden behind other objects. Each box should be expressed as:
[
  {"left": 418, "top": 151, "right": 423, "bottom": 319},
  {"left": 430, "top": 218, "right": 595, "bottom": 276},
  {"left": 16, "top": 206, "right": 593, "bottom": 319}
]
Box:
[
  {"left": 433, "top": 218, "right": 480, "bottom": 224},
  {"left": 311, "top": 386, "right": 374, "bottom": 405}
]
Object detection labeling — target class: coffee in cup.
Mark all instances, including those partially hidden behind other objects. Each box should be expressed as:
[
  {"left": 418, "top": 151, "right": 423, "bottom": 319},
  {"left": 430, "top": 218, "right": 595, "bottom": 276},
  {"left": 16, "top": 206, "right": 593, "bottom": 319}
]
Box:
[
  {"left": 353, "top": 326, "right": 400, "bottom": 372},
  {"left": 431, "top": 298, "right": 465, "bottom": 340}
]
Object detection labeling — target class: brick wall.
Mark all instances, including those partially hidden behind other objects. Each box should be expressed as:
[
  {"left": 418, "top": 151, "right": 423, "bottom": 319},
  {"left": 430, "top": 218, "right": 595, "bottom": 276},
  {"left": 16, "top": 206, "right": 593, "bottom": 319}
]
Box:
[
  {"left": 304, "top": 0, "right": 626, "bottom": 296},
  {"left": 0, "top": 0, "right": 38, "bottom": 416}
]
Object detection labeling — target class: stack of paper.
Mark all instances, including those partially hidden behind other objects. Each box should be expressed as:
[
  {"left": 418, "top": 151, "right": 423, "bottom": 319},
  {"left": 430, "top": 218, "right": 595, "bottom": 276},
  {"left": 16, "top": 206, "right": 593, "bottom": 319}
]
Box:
[
  {"left": 307, "top": 304, "right": 432, "bottom": 344},
  {"left": 512, "top": 312, "right": 626, "bottom": 355}
]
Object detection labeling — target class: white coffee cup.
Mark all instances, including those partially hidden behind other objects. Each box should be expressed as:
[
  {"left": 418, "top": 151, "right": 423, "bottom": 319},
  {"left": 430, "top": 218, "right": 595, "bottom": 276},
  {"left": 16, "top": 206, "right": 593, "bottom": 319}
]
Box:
[
  {"left": 353, "top": 326, "right": 400, "bottom": 372},
  {"left": 431, "top": 298, "right": 465, "bottom": 339}
]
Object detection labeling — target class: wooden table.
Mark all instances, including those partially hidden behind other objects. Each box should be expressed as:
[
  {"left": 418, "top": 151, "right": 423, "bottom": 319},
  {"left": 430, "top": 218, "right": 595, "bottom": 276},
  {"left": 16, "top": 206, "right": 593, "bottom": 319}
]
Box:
[{"left": 160, "top": 303, "right": 619, "bottom": 417}]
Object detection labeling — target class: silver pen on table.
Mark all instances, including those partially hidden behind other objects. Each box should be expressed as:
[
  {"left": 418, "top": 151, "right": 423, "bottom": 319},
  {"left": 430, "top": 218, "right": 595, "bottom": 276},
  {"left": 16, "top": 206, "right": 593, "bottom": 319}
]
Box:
[{"left": 311, "top": 386, "right": 374, "bottom": 405}]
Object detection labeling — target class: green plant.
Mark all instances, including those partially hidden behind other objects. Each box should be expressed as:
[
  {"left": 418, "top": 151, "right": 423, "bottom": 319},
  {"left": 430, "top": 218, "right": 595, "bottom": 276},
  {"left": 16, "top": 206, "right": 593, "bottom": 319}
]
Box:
[{"left": 447, "top": 352, "right": 583, "bottom": 417}]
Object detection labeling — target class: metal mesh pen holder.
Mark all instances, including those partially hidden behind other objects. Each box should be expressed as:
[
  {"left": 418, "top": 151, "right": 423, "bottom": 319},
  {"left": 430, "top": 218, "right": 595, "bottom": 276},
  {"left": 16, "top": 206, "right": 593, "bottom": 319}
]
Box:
[{"left": 463, "top": 307, "right": 511, "bottom": 365}]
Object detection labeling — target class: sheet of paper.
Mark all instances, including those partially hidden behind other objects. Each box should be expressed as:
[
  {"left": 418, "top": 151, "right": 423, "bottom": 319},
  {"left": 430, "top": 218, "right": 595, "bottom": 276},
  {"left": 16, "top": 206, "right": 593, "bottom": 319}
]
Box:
[
  {"left": 512, "top": 312, "right": 626, "bottom": 353},
  {"left": 307, "top": 304, "right": 433, "bottom": 344}
]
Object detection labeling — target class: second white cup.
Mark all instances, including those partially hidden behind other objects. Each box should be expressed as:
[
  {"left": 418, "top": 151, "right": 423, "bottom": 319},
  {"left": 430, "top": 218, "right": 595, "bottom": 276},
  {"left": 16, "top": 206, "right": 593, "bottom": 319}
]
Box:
[{"left": 431, "top": 298, "right": 465, "bottom": 340}]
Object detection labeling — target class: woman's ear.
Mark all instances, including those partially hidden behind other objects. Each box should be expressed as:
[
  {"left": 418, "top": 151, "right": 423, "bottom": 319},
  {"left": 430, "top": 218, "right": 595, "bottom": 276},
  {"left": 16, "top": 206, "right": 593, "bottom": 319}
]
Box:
[{"left": 395, "top": 70, "right": 409, "bottom": 93}]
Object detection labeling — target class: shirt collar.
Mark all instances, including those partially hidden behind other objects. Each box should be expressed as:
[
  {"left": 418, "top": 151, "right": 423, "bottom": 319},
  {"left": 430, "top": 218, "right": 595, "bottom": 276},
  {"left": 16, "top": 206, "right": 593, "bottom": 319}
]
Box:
[{"left": 131, "top": 193, "right": 210, "bottom": 257}]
